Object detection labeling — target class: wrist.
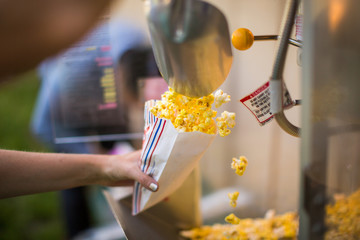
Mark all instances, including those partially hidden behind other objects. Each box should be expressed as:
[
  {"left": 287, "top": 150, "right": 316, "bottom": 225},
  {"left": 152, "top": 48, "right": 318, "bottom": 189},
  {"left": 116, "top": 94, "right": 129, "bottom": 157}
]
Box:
[
  {"left": 81, "top": 154, "right": 109, "bottom": 186},
  {"left": 92, "top": 154, "right": 124, "bottom": 186}
]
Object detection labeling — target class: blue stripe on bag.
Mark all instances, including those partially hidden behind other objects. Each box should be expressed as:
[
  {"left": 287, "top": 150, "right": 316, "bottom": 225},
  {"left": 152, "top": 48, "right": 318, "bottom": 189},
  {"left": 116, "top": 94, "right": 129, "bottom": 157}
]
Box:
[
  {"left": 142, "top": 119, "right": 163, "bottom": 172},
  {"left": 134, "top": 100, "right": 165, "bottom": 214},
  {"left": 134, "top": 117, "right": 164, "bottom": 214}
]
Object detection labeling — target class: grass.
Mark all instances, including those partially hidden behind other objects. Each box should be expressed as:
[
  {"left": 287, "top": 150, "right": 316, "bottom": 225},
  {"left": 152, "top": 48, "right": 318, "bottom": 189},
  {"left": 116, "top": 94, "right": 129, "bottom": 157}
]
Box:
[{"left": 0, "top": 71, "right": 65, "bottom": 240}]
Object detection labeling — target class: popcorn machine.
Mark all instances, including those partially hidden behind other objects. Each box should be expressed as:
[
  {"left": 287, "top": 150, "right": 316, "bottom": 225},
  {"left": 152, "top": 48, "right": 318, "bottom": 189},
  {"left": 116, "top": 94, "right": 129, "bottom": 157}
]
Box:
[
  {"left": 299, "top": 0, "right": 360, "bottom": 239},
  {"left": 104, "top": 0, "right": 360, "bottom": 239}
]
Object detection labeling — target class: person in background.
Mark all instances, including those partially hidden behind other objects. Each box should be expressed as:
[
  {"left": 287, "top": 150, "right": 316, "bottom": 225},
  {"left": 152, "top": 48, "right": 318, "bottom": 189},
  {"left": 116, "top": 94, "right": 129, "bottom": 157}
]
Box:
[{"left": 116, "top": 47, "right": 169, "bottom": 148}]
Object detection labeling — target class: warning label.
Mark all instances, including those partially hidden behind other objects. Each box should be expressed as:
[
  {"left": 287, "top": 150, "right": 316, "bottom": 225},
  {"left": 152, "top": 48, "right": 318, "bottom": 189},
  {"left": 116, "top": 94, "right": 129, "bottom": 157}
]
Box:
[{"left": 240, "top": 81, "right": 294, "bottom": 126}]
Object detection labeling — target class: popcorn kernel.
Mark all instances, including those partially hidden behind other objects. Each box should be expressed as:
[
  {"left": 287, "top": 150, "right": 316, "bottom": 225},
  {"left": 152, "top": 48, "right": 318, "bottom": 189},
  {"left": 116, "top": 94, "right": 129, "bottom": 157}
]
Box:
[
  {"left": 231, "top": 156, "right": 248, "bottom": 176},
  {"left": 225, "top": 213, "right": 241, "bottom": 225},
  {"left": 214, "top": 89, "right": 231, "bottom": 108},
  {"left": 228, "top": 191, "right": 239, "bottom": 208}
]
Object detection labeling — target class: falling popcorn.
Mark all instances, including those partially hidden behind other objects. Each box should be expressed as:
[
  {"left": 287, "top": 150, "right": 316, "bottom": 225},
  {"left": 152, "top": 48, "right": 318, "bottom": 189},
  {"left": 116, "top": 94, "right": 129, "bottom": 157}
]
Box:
[
  {"left": 231, "top": 156, "right": 248, "bottom": 176},
  {"left": 228, "top": 191, "right": 239, "bottom": 208},
  {"left": 225, "top": 213, "right": 240, "bottom": 225},
  {"left": 214, "top": 89, "right": 231, "bottom": 108},
  {"left": 217, "top": 111, "right": 236, "bottom": 137},
  {"left": 150, "top": 87, "right": 235, "bottom": 136}
]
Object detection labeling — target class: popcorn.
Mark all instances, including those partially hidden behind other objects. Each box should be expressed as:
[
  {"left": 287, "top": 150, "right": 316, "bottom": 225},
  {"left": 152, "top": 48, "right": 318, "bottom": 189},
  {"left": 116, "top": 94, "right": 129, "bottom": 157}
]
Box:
[
  {"left": 265, "top": 209, "right": 276, "bottom": 219},
  {"left": 217, "top": 111, "right": 236, "bottom": 137},
  {"left": 225, "top": 213, "right": 240, "bottom": 225},
  {"left": 180, "top": 211, "right": 299, "bottom": 239},
  {"left": 228, "top": 191, "right": 239, "bottom": 208},
  {"left": 150, "top": 88, "right": 235, "bottom": 136},
  {"left": 214, "top": 89, "right": 231, "bottom": 108},
  {"left": 231, "top": 156, "right": 248, "bottom": 176},
  {"left": 325, "top": 188, "right": 360, "bottom": 239}
]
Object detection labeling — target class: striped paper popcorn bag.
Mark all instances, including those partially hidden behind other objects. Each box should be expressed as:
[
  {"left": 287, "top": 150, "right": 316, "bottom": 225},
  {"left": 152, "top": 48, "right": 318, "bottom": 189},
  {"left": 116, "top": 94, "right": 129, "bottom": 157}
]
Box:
[{"left": 132, "top": 100, "right": 216, "bottom": 215}]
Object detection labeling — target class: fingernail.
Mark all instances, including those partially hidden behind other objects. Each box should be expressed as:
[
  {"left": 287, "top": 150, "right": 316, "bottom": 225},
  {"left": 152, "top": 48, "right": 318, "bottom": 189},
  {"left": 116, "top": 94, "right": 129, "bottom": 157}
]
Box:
[{"left": 149, "top": 183, "right": 158, "bottom": 192}]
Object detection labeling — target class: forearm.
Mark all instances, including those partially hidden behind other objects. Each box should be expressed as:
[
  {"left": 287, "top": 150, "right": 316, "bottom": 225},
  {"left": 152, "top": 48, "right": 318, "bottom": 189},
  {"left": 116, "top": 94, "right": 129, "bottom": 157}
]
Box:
[{"left": 0, "top": 149, "right": 105, "bottom": 198}]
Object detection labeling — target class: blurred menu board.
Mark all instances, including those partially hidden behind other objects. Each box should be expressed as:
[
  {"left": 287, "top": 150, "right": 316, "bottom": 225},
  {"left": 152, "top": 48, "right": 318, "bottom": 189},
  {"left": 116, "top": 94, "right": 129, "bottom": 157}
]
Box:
[{"left": 50, "top": 18, "right": 141, "bottom": 143}]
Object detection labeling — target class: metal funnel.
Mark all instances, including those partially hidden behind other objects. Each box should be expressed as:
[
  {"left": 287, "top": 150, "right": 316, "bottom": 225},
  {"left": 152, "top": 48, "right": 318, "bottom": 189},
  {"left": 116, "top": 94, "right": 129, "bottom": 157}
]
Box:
[{"left": 145, "top": 0, "right": 233, "bottom": 97}]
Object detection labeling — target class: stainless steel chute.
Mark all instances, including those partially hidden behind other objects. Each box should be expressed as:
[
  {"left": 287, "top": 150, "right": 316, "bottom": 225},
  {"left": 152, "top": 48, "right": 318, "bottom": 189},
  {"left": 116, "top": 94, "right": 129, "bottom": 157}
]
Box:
[{"left": 145, "top": 0, "right": 233, "bottom": 97}]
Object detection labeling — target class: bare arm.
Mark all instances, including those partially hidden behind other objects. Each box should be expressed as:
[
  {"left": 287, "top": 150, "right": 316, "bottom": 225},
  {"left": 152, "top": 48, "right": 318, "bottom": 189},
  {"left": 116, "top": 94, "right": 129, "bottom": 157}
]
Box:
[{"left": 0, "top": 149, "right": 158, "bottom": 199}]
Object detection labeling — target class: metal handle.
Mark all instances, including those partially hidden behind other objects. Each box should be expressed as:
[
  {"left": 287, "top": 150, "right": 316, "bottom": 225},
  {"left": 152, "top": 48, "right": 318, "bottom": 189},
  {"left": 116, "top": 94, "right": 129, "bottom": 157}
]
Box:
[
  {"left": 254, "top": 35, "right": 302, "bottom": 48},
  {"left": 270, "top": 0, "right": 300, "bottom": 137},
  {"left": 231, "top": 31, "right": 302, "bottom": 51}
]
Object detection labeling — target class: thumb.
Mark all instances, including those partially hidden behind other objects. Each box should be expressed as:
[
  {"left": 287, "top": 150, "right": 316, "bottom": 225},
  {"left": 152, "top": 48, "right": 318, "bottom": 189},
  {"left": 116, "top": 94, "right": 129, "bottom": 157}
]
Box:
[{"left": 133, "top": 168, "right": 159, "bottom": 192}]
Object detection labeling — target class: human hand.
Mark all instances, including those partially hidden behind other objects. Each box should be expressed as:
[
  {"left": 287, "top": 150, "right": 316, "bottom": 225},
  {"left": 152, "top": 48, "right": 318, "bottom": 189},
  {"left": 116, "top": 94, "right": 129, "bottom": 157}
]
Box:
[
  {"left": 0, "top": 149, "right": 158, "bottom": 199},
  {"left": 100, "top": 150, "right": 159, "bottom": 192}
]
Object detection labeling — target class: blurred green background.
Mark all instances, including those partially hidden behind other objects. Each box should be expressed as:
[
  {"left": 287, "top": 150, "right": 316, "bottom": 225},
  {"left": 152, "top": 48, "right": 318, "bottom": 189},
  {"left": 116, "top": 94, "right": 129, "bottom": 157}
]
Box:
[{"left": 0, "top": 71, "right": 65, "bottom": 240}]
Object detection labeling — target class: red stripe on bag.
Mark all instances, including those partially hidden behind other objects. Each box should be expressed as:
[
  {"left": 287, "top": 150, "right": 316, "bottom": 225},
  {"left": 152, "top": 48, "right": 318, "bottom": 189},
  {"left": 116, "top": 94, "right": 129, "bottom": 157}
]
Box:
[
  {"left": 136, "top": 119, "right": 165, "bottom": 213},
  {"left": 136, "top": 117, "right": 161, "bottom": 214},
  {"left": 140, "top": 118, "right": 158, "bottom": 161},
  {"left": 135, "top": 120, "right": 158, "bottom": 215},
  {"left": 145, "top": 120, "right": 166, "bottom": 173}
]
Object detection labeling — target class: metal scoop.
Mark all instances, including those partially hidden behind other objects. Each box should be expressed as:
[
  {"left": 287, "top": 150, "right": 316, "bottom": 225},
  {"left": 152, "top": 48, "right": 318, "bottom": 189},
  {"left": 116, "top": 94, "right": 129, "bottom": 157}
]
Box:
[{"left": 144, "top": 0, "right": 233, "bottom": 97}]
